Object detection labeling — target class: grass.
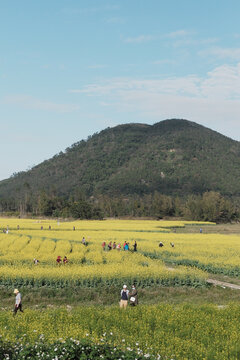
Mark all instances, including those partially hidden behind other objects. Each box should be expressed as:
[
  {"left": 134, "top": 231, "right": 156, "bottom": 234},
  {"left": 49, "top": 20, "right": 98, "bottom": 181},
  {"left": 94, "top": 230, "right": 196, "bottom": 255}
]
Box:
[{"left": 2, "top": 284, "right": 240, "bottom": 310}]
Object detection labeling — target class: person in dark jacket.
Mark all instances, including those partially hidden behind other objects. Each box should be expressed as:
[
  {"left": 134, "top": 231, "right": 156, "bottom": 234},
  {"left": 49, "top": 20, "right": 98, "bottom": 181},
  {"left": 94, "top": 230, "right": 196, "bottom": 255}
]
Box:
[
  {"left": 129, "top": 285, "right": 138, "bottom": 306},
  {"left": 133, "top": 241, "right": 137, "bottom": 252},
  {"left": 119, "top": 285, "right": 129, "bottom": 309}
]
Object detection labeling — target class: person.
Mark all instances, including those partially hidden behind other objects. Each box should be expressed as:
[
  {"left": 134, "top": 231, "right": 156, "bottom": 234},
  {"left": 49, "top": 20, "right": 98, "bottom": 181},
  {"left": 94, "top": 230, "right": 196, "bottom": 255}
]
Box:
[
  {"left": 120, "top": 285, "right": 129, "bottom": 309},
  {"left": 129, "top": 284, "right": 138, "bottom": 306},
  {"left": 108, "top": 241, "right": 112, "bottom": 251},
  {"left": 63, "top": 256, "right": 68, "bottom": 265},
  {"left": 117, "top": 243, "right": 121, "bottom": 250},
  {"left": 17, "top": 225, "right": 20, "bottom": 230},
  {"left": 170, "top": 242, "right": 175, "bottom": 248},
  {"left": 13, "top": 289, "right": 23, "bottom": 316},
  {"left": 123, "top": 241, "right": 127, "bottom": 250},
  {"left": 112, "top": 242, "right": 116, "bottom": 249},
  {"left": 159, "top": 242, "right": 164, "bottom": 247},
  {"left": 73, "top": 226, "right": 75, "bottom": 231},
  {"left": 56, "top": 256, "right": 61, "bottom": 265},
  {"left": 82, "top": 237, "right": 86, "bottom": 245},
  {"left": 124, "top": 242, "right": 129, "bottom": 251},
  {"left": 33, "top": 258, "right": 39, "bottom": 265},
  {"left": 102, "top": 241, "right": 106, "bottom": 251},
  {"left": 200, "top": 228, "right": 203, "bottom": 233},
  {"left": 49, "top": 225, "right": 51, "bottom": 230},
  {"left": 133, "top": 241, "right": 137, "bottom": 252}
]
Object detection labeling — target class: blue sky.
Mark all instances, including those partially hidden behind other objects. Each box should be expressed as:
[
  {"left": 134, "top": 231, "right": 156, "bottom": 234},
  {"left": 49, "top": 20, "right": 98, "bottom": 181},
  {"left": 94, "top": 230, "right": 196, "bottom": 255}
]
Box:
[{"left": 1, "top": 0, "right": 240, "bottom": 180}]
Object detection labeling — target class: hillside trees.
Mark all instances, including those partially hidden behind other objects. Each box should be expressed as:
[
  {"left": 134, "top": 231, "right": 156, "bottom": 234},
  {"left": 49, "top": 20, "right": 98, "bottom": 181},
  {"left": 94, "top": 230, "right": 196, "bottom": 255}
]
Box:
[
  {"left": 0, "top": 189, "right": 238, "bottom": 221},
  {"left": 184, "top": 191, "right": 238, "bottom": 222}
]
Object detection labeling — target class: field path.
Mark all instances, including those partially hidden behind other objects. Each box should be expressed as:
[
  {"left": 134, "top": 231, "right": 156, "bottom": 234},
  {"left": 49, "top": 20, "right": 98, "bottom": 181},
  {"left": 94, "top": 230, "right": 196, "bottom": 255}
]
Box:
[
  {"left": 207, "top": 279, "right": 240, "bottom": 290},
  {"left": 166, "top": 267, "right": 240, "bottom": 290}
]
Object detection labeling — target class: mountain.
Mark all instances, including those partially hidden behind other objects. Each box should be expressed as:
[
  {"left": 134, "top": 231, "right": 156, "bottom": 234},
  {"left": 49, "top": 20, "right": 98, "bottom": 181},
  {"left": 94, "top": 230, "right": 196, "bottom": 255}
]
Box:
[{"left": 0, "top": 119, "right": 240, "bottom": 202}]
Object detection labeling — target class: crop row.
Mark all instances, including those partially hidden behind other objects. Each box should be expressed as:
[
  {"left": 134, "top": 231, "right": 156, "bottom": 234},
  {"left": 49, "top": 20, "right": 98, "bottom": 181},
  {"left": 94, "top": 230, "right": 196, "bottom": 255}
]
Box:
[
  {"left": 0, "top": 274, "right": 206, "bottom": 288},
  {"left": 143, "top": 251, "right": 240, "bottom": 277}
]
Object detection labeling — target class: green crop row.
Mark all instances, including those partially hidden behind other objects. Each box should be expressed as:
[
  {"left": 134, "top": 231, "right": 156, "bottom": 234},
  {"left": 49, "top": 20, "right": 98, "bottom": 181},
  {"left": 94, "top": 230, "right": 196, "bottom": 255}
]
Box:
[
  {"left": 142, "top": 251, "right": 240, "bottom": 277},
  {"left": 0, "top": 275, "right": 206, "bottom": 289}
]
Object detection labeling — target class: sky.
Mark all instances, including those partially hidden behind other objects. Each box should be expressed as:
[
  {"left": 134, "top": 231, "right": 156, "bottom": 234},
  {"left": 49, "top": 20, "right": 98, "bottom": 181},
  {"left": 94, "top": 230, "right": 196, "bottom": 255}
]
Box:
[{"left": 1, "top": 0, "right": 240, "bottom": 180}]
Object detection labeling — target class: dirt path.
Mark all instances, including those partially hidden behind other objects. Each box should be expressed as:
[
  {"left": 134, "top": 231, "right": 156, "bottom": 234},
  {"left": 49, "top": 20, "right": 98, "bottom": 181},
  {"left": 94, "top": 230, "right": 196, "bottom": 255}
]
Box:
[
  {"left": 207, "top": 279, "right": 240, "bottom": 290},
  {"left": 166, "top": 265, "right": 240, "bottom": 290},
  {"left": 166, "top": 267, "right": 240, "bottom": 290}
]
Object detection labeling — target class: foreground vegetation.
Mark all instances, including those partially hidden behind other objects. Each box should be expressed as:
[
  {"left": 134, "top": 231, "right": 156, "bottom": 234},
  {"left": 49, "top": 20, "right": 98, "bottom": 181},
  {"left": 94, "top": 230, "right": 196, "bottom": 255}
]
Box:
[{"left": 1, "top": 304, "right": 240, "bottom": 360}]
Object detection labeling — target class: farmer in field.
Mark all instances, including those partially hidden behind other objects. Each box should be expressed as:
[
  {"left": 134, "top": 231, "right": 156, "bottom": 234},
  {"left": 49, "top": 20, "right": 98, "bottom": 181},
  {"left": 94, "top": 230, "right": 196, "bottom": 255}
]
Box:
[
  {"left": 56, "top": 255, "right": 61, "bottom": 265},
  {"left": 120, "top": 285, "right": 129, "bottom": 309},
  {"left": 102, "top": 241, "right": 106, "bottom": 251},
  {"left": 129, "top": 284, "right": 138, "bottom": 306},
  {"left": 133, "top": 241, "right": 137, "bottom": 252},
  {"left": 159, "top": 242, "right": 164, "bottom": 247},
  {"left": 82, "top": 237, "right": 86, "bottom": 245},
  {"left": 13, "top": 289, "right": 23, "bottom": 316},
  {"left": 63, "top": 256, "right": 68, "bottom": 265}
]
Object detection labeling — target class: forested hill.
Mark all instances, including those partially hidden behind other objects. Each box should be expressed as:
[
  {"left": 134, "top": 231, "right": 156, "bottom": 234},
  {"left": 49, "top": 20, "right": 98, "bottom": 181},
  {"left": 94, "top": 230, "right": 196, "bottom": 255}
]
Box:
[{"left": 0, "top": 119, "right": 240, "bottom": 202}]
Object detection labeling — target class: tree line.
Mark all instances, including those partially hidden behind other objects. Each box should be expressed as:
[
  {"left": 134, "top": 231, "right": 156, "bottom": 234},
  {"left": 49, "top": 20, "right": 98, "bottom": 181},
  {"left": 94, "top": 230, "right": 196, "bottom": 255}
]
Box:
[{"left": 0, "top": 190, "right": 238, "bottom": 223}]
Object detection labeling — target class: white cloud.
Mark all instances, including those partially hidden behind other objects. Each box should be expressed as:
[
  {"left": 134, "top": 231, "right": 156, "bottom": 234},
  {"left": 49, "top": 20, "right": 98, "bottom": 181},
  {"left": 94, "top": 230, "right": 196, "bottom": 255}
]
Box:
[
  {"left": 106, "top": 17, "right": 125, "bottom": 24},
  {"left": 123, "top": 30, "right": 189, "bottom": 44},
  {"left": 124, "top": 35, "right": 154, "bottom": 44},
  {"left": 172, "top": 37, "right": 218, "bottom": 48},
  {"left": 201, "top": 64, "right": 240, "bottom": 99},
  {"left": 199, "top": 47, "right": 240, "bottom": 60},
  {"left": 74, "top": 63, "right": 240, "bottom": 101},
  {"left": 70, "top": 76, "right": 201, "bottom": 97},
  {"left": 87, "top": 64, "right": 107, "bottom": 69},
  {"left": 165, "top": 30, "right": 191, "bottom": 38},
  {"left": 152, "top": 59, "right": 176, "bottom": 65},
  {"left": 2, "top": 95, "right": 80, "bottom": 113},
  {"left": 61, "top": 5, "right": 119, "bottom": 16},
  {"left": 69, "top": 62, "right": 240, "bottom": 140}
]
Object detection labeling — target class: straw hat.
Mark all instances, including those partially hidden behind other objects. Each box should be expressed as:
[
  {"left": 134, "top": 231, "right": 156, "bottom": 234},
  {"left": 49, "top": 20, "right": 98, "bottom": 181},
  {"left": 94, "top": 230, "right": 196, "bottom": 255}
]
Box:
[{"left": 13, "top": 289, "right": 19, "bottom": 294}]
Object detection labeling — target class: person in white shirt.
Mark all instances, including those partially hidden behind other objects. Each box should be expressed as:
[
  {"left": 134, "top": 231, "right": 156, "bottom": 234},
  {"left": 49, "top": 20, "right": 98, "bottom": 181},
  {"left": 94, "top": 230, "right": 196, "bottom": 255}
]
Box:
[{"left": 13, "top": 289, "right": 23, "bottom": 316}]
